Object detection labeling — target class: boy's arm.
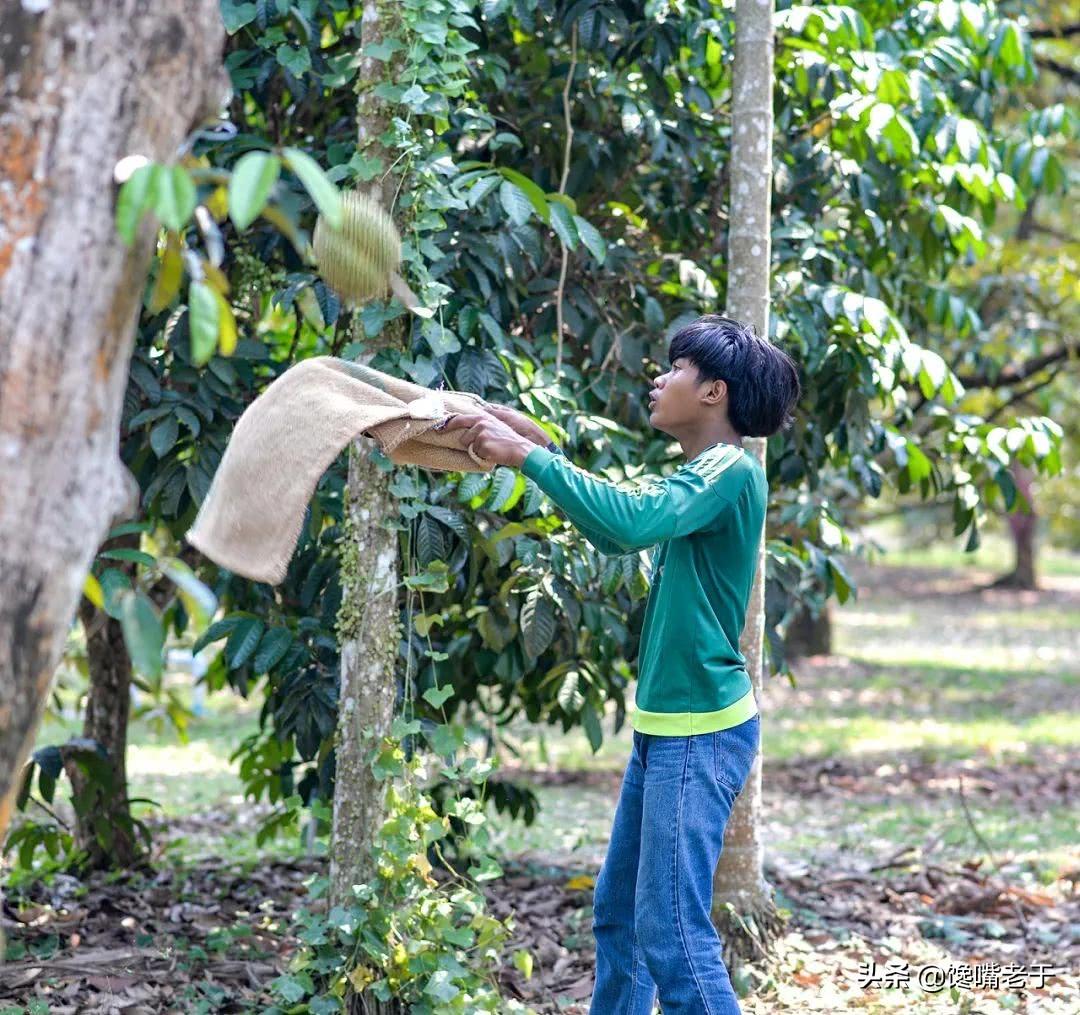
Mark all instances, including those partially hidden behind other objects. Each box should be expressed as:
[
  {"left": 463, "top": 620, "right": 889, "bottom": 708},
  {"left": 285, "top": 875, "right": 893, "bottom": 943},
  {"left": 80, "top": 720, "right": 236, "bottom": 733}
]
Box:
[
  {"left": 541, "top": 443, "right": 630, "bottom": 555},
  {"left": 520, "top": 443, "right": 749, "bottom": 553}
]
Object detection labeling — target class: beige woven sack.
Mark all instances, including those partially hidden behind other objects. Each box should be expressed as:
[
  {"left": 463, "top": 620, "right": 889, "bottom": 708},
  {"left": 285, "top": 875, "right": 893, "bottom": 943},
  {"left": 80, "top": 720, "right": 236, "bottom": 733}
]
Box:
[{"left": 185, "top": 357, "right": 498, "bottom": 585}]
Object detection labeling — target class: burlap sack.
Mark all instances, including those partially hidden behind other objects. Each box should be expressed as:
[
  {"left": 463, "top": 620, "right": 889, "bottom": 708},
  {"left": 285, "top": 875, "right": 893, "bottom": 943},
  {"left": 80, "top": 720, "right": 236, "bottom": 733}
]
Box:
[{"left": 185, "top": 356, "right": 498, "bottom": 585}]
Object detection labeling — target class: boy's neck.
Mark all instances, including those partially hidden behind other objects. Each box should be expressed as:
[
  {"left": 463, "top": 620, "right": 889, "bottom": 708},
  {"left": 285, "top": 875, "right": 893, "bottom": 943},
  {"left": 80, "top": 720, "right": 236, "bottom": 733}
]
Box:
[{"left": 679, "top": 422, "right": 744, "bottom": 462}]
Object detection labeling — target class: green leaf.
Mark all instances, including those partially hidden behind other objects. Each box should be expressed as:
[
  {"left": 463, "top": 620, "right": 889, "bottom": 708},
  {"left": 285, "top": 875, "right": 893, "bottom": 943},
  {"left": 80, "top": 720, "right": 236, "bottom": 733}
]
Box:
[
  {"left": 154, "top": 165, "right": 197, "bottom": 232},
  {"left": 422, "top": 684, "right": 454, "bottom": 708},
  {"left": 98, "top": 568, "right": 131, "bottom": 620},
  {"left": 192, "top": 616, "right": 242, "bottom": 653},
  {"left": 498, "top": 180, "right": 533, "bottom": 227},
  {"left": 188, "top": 281, "right": 219, "bottom": 366},
  {"left": 273, "top": 974, "right": 308, "bottom": 1004},
  {"left": 149, "top": 414, "right": 179, "bottom": 458},
  {"left": 995, "top": 467, "right": 1017, "bottom": 510},
  {"left": 115, "top": 164, "right": 160, "bottom": 246},
  {"left": 422, "top": 321, "right": 461, "bottom": 356},
  {"left": 573, "top": 214, "right": 607, "bottom": 263},
  {"left": 118, "top": 590, "right": 164, "bottom": 679},
  {"left": 424, "top": 970, "right": 459, "bottom": 1003},
  {"left": 229, "top": 151, "right": 281, "bottom": 230},
  {"left": 220, "top": 1, "right": 258, "bottom": 33},
  {"left": 160, "top": 557, "right": 217, "bottom": 625},
  {"left": 282, "top": 147, "right": 342, "bottom": 229},
  {"left": 498, "top": 167, "right": 550, "bottom": 223},
  {"left": 520, "top": 590, "right": 555, "bottom": 657},
  {"left": 253, "top": 627, "right": 293, "bottom": 673},
  {"left": 581, "top": 701, "right": 603, "bottom": 751},
  {"left": 954, "top": 118, "right": 982, "bottom": 163},
  {"left": 906, "top": 443, "right": 932, "bottom": 483},
  {"left": 548, "top": 201, "right": 579, "bottom": 248},
  {"left": 917, "top": 350, "right": 947, "bottom": 399},
  {"left": 309, "top": 995, "right": 342, "bottom": 1015},
  {"left": 424, "top": 720, "right": 463, "bottom": 757},
  {"left": 276, "top": 43, "right": 312, "bottom": 77},
  {"left": 364, "top": 37, "right": 404, "bottom": 61},
  {"left": 226, "top": 618, "right": 265, "bottom": 669},
  {"left": 828, "top": 557, "right": 854, "bottom": 604},
  {"left": 100, "top": 547, "right": 156, "bottom": 567},
  {"left": 390, "top": 717, "right": 423, "bottom": 739},
  {"left": 467, "top": 173, "right": 501, "bottom": 208},
  {"left": 557, "top": 670, "right": 584, "bottom": 714},
  {"left": 512, "top": 948, "right": 534, "bottom": 980},
  {"left": 994, "top": 22, "right": 1024, "bottom": 69},
  {"left": 401, "top": 83, "right": 429, "bottom": 111},
  {"left": 486, "top": 466, "right": 517, "bottom": 511}
]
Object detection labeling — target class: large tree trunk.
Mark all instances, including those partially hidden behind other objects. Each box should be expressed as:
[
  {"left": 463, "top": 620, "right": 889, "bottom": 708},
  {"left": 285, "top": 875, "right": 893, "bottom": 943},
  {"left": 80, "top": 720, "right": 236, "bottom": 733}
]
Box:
[
  {"left": 329, "top": 5, "right": 408, "bottom": 1012},
  {"left": 711, "top": 0, "right": 785, "bottom": 968},
  {"left": 0, "top": 0, "right": 228, "bottom": 905}
]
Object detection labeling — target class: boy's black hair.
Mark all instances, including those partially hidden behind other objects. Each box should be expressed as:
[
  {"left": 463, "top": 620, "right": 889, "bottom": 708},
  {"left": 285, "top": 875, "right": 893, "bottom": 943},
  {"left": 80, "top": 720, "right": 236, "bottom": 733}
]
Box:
[{"left": 667, "top": 314, "right": 801, "bottom": 438}]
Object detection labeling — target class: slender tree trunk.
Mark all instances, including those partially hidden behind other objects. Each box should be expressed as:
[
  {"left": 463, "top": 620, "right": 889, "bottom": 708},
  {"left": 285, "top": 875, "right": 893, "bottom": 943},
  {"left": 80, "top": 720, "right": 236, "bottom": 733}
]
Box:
[
  {"left": 329, "top": 4, "right": 408, "bottom": 1012},
  {"left": 784, "top": 602, "right": 832, "bottom": 659},
  {"left": 711, "top": 0, "right": 785, "bottom": 967},
  {"left": 994, "top": 463, "right": 1038, "bottom": 589},
  {"left": 0, "top": 0, "right": 228, "bottom": 925},
  {"left": 64, "top": 532, "right": 141, "bottom": 870}
]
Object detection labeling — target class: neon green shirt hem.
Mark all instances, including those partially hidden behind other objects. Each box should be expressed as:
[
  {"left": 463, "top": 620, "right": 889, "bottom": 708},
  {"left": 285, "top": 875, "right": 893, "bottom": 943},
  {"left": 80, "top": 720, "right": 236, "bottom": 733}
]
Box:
[{"left": 628, "top": 687, "right": 758, "bottom": 735}]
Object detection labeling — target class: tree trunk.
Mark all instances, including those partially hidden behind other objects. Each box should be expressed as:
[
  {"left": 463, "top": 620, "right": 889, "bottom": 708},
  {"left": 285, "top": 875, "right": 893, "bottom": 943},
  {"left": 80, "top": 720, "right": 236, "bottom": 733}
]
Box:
[
  {"left": 65, "top": 531, "right": 141, "bottom": 870},
  {"left": 711, "top": 0, "right": 785, "bottom": 969},
  {"left": 329, "top": 5, "right": 408, "bottom": 1012},
  {"left": 784, "top": 602, "right": 832, "bottom": 659},
  {"left": 0, "top": 0, "right": 228, "bottom": 911},
  {"left": 994, "top": 463, "right": 1038, "bottom": 589}
]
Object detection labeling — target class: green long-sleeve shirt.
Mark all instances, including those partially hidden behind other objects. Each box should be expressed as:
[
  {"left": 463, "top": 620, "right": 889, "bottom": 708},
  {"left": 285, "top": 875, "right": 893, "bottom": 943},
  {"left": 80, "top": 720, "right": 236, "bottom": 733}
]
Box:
[{"left": 520, "top": 440, "right": 765, "bottom": 735}]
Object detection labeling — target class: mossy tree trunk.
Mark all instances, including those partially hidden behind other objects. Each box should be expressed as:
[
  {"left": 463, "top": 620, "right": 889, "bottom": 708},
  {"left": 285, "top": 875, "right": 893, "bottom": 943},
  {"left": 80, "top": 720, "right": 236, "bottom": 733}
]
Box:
[
  {"left": 711, "top": 0, "right": 785, "bottom": 968},
  {"left": 0, "top": 1, "right": 227, "bottom": 937},
  {"left": 329, "top": 4, "right": 409, "bottom": 1012}
]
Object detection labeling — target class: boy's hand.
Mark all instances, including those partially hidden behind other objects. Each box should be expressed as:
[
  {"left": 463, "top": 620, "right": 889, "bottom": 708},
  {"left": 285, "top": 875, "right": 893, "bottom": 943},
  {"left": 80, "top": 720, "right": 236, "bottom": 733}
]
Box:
[
  {"left": 439, "top": 412, "right": 536, "bottom": 469},
  {"left": 484, "top": 402, "right": 555, "bottom": 448}
]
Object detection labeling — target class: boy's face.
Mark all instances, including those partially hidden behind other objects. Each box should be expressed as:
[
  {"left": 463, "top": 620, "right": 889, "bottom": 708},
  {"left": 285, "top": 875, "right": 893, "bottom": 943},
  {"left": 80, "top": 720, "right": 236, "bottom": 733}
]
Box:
[{"left": 648, "top": 356, "right": 720, "bottom": 431}]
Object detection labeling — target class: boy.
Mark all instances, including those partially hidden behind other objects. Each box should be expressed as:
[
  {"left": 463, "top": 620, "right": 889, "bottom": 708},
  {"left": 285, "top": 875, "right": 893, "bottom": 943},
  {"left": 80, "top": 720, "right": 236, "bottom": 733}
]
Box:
[{"left": 440, "top": 314, "right": 800, "bottom": 1014}]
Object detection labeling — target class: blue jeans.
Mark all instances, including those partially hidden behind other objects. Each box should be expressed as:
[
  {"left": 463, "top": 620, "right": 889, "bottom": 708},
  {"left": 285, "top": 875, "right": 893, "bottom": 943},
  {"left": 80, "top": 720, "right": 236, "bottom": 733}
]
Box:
[{"left": 589, "top": 714, "right": 761, "bottom": 1015}]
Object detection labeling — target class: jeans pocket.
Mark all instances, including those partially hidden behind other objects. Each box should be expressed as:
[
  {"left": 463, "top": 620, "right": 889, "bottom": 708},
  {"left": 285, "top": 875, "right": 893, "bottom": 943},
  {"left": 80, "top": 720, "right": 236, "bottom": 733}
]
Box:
[{"left": 713, "top": 714, "right": 760, "bottom": 795}]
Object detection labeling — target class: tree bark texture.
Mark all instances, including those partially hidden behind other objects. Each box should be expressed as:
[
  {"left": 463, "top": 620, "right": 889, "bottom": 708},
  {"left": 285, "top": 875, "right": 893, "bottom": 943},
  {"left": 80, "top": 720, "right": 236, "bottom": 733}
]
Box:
[
  {"left": 66, "top": 530, "right": 141, "bottom": 870},
  {"left": 784, "top": 602, "right": 832, "bottom": 659},
  {"left": 712, "top": 0, "right": 785, "bottom": 963},
  {"left": 998, "top": 464, "right": 1038, "bottom": 589},
  {"left": 329, "top": 0, "right": 408, "bottom": 925},
  {"left": 0, "top": 0, "right": 228, "bottom": 864},
  {"left": 329, "top": 11, "right": 410, "bottom": 1015}
]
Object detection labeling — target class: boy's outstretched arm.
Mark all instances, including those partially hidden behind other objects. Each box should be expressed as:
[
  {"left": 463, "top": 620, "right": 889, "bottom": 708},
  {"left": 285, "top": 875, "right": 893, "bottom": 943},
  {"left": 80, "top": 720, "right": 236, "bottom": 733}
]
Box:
[
  {"left": 538, "top": 444, "right": 632, "bottom": 556},
  {"left": 517, "top": 442, "right": 749, "bottom": 553},
  {"left": 437, "top": 409, "right": 749, "bottom": 553}
]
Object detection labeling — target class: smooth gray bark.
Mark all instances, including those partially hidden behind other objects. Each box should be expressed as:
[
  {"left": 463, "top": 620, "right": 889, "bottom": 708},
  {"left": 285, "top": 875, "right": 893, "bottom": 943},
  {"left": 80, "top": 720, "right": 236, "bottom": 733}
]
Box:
[{"left": 711, "top": 0, "right": 783, "bottom": 961}]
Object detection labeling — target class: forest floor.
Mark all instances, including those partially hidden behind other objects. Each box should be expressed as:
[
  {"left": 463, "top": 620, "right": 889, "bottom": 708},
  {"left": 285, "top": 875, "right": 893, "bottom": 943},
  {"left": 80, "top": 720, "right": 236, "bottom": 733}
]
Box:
[{"left": 3, "top": 538, "right": 1078, "bottom": 1014}]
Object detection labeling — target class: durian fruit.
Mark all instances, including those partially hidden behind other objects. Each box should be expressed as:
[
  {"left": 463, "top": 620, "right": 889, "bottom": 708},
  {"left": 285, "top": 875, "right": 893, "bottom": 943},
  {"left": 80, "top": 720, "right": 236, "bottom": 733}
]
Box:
[{"left": 312, "top": 189, "right": 431, "bottom": 316}]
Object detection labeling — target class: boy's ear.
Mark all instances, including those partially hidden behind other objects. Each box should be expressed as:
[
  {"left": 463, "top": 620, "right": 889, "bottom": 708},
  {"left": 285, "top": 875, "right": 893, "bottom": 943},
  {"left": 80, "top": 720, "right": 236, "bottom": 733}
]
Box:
[{"left": 701, "top": 378, "right": 727, "bottom": 405}]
